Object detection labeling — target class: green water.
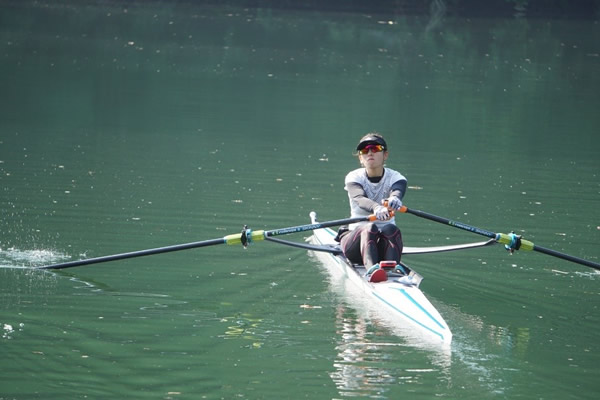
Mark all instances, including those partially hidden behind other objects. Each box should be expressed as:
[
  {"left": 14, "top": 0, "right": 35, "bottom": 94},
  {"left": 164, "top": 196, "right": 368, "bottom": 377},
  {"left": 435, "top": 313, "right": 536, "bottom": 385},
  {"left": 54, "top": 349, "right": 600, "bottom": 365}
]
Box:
[{"left": 1, "top": 2, "right": 599, "bottom": 399}]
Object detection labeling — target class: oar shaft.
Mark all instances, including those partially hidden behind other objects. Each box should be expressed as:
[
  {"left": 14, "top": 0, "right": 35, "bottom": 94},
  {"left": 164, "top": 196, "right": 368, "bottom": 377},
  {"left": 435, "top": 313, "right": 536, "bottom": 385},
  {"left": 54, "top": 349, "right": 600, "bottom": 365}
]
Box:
[
  {"left": 266, "top": 216, "right": 371, "bottom": 238},
  {"left": 40, "top": 238, "right": 227, "bottom": 270},
  {"left": 399, "top": 206, "right": 497, "bottom": 239},
  {"left": 38, "top": 215, "right": 374, "bottom": 270},
  {"left": 533, "top": 245, "right": 600, "bottom": 270},
  {"left": 399, "top": 205, "right": 600, "bottom": 270}
]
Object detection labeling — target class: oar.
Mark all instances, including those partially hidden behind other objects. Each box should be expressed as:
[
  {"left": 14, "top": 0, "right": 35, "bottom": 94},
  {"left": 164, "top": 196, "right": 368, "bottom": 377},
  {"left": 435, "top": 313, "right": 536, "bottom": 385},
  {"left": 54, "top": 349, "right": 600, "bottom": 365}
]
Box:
[
  {"left": 38, "top": 215, "right": 377, "bottom": 270},
  {"left": 398, "top": 205, "right": 600, "bottom": 271}
]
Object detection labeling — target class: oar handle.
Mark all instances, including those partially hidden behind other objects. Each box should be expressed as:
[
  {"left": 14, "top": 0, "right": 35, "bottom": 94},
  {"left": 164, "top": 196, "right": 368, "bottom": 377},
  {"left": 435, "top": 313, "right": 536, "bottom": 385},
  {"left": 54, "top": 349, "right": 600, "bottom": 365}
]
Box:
[{"left": 383, "top": 200, "right": 396, "bottom": 218}]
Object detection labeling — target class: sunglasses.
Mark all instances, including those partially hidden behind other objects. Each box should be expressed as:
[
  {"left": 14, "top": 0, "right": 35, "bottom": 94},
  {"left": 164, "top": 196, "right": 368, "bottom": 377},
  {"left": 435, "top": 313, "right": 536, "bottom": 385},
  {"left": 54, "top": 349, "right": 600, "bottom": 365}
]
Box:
[{"left": 358, "top": 144, "right": 385, "bottom": 155}]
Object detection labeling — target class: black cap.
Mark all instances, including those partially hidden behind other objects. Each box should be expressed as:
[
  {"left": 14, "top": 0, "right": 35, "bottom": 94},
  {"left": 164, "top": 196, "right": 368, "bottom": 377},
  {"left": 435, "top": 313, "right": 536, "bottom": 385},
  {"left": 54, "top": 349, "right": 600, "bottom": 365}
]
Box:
[{"left": 356, "top": 135, "right": 387, "bottom": 151}]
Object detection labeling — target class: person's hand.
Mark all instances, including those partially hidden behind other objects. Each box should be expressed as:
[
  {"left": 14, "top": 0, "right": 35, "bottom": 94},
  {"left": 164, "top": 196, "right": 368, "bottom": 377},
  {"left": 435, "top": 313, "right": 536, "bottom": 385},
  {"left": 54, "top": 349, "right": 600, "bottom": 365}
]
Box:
[
  {"left": 374, "top": 205, "right": 390, "bottom": 221},
  {"left": 387, "top": 196, "right": 402, "bottom": 210}
]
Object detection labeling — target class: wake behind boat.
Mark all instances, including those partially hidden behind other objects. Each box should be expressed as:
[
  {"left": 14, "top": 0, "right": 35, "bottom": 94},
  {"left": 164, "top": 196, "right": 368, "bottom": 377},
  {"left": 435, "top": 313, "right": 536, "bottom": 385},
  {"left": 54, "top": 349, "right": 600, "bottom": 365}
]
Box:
[{"left": 309, "top": 212, "right": 452, "bottom": 344}]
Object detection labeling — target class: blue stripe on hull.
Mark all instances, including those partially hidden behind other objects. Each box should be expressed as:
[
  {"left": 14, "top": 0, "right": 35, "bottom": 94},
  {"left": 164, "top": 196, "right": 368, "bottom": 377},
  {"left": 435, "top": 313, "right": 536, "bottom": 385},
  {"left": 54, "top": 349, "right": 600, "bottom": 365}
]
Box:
[
  {"left": 396, "top": 288, "right": 446, "bottom": 331},
  {"left": 371, "top": 290, "right": 447, "bottom": 341}
]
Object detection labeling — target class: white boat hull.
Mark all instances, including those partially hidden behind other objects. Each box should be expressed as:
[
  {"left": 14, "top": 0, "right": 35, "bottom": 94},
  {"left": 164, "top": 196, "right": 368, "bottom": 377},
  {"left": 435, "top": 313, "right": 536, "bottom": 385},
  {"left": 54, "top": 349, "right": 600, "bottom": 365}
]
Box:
[{"left": 309, "top": 213, "right": 452, "bottom": 344}]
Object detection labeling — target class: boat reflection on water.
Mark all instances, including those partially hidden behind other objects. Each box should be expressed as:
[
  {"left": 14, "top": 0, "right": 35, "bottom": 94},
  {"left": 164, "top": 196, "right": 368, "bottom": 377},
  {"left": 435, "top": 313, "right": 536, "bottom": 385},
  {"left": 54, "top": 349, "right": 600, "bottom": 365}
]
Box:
[
  {"left": 330, "top": 306, "right": 397, "bottom": 398},
  {"left": 327, "top": 300, "right": 452, "bottom": 398},
  {"left": 308, "top": 250, "right": 452, "bottom": 396}
]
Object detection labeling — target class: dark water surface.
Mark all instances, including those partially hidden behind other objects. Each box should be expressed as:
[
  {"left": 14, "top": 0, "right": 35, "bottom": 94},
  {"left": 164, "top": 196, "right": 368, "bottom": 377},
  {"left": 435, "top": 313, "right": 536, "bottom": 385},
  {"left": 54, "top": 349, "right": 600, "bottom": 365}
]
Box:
[{"left": 1, "top": 2, "right": 599, "bottom": 399}]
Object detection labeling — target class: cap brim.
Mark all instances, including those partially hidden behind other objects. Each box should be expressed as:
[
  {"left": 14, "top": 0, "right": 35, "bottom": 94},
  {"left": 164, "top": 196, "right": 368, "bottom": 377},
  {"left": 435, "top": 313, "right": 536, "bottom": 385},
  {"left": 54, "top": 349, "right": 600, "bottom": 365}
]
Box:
[{"left": 356, "top": 137, "right": 387, "bottom": 151}]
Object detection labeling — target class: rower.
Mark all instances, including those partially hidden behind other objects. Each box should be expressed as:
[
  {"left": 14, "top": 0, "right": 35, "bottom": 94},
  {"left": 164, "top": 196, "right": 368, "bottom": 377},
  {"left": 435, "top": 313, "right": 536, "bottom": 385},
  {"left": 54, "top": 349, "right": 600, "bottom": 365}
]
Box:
[{"left": 336, "top": 132, "right": 407, "bottom": 273}]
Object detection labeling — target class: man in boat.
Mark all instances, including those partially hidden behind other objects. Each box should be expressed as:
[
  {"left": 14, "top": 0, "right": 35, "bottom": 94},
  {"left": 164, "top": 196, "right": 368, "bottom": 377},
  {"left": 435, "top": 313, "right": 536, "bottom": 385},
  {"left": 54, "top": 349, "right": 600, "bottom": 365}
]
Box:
[{"left": 336, "top": 133, "right": 407, "bottom": 271}]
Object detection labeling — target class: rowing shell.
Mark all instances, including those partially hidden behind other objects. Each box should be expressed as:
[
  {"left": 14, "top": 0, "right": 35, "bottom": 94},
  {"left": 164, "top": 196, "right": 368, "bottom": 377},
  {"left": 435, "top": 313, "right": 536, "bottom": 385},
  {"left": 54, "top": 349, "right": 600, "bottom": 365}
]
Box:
[{"left": 309, "top": 212, "right": 452, "bottom": 344}]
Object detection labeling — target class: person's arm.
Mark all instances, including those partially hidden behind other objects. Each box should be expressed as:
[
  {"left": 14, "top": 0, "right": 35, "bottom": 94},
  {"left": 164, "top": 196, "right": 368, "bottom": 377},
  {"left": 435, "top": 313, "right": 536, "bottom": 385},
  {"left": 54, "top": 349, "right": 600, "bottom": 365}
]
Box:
[
  {"left": 387, "top": 179, "right": 407, "bottom": 210},
  {"left": 346, "top": 182, "right": 380, "bottom": 212},
  {"left": 389, "top": 180, "right": 407, "bottom": 200}
]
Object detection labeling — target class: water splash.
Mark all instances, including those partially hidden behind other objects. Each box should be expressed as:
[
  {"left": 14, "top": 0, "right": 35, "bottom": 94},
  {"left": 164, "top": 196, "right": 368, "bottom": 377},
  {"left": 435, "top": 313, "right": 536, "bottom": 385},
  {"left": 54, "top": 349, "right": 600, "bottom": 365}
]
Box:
[{"left": 0, "top": 247, "right": 70, "bottom": 268}]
